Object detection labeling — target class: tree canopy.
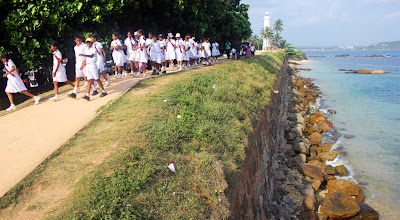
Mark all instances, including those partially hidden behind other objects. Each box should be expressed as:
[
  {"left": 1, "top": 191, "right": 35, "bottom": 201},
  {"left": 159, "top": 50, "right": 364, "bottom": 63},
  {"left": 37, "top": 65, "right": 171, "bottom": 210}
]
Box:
[{"left": 0, "top": 0, "right": 251, "bottom": 70}]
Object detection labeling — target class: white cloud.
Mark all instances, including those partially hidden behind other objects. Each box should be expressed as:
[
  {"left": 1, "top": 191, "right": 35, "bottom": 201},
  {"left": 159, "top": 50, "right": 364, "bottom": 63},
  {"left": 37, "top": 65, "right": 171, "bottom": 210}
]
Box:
[{"left": 384, "top": 11, "right": 400, "bottom": 19}]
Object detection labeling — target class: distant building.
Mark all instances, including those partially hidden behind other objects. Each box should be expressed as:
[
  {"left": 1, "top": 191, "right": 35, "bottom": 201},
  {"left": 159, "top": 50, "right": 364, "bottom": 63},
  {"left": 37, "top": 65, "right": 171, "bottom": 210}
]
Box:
[{"left": 262, "top": 10, "right": 271, "bottom": 51}]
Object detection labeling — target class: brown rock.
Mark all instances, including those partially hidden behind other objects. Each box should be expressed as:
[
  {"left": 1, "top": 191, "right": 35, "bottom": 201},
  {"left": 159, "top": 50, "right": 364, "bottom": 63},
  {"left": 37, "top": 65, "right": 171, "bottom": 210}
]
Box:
[
  {"left": 309, "top": 112, "right": 325, "bottom": 125},
  {"left": 327, "top": 120, "right": 333, "bottom": 127},
  {"left": 318, "top": 151, "right": 338, "bottom": 162},
  {"left": 308, "top": 124, "right": 322, "bottom": 133},
  {"left": 326, "top": 175, "right": 337, "bottom": 181},
  {"left": 299, "top": 211, "right": 317, "bottom": 220},
  {"left": 294, "top": 153, "right": 307, "bottom": 165},
  {"left": 317, "top": 213, "right": 329, "bottom": 220},
  {"left": 327, "top": 179, "right": 361, "bottom": 198},
  {"left": 301, "top": 164, "right": 324, "bottom": 182},
  {"left": 320, "top": 192, "right": 361, "bottom": 219},
  {"left": 310, "top": 179, "right": 322, "bottom": 191},
  {"left": 321, "top": 122, "right": 330, "bottom": 132},
  {"left": 349, "top": 203, "right": 379, "bottom": 220},
  {"left": 324, "top": 165, "right": 337, "bottom": 175},
  {"left": 357, "top": 69, "right": 370, "bottom": 74},
  {"left": 317, "top": 142, "right": 333, "bottom": 153},
  {"left": 307, "top": 160, "right": 325, "bottom": 170},
  {"left": 308, "top": 132, "right": 322, "bottom": 145},
  {"left": 303, "top": 196, "right": 317, "bottom": 211},
  {"left": 356, "top": 189, "right": 365, "bottom": 203},
  {"left": 335, "top": 165, "right": 349, "bottom": 176}
]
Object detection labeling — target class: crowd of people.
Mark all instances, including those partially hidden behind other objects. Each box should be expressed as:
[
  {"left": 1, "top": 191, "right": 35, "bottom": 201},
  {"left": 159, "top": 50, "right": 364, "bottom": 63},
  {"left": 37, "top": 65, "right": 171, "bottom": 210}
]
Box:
[{"left": 1, "top": 30, "right": 224, "bottom": 111}]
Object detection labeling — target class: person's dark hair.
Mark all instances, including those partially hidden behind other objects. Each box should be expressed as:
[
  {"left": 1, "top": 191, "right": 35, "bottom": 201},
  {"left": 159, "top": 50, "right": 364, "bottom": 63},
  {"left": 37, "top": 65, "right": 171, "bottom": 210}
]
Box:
[
  {"left": 158, "top": 34, "right": 163, "bottom": 38},
  {"left": 112, "top": 32, "right": 119, "bottom": 37},
  {"left": 74, "top": 35, "right": 83, "bottom": 40},
  {"left": 92, "top": 33, "right": 98, "bottom": 39},
  {"left": 50, "top": 40, "right": 59, "bottom": 47},
  {"left": 0, "top": 52, "right": 9, "bottom": 60},
  {"left": 148, "top": 32, "right": 153, "bottom": 35},
  {"left": 138, "top": 29, "right": 144, "bottom": 34}
]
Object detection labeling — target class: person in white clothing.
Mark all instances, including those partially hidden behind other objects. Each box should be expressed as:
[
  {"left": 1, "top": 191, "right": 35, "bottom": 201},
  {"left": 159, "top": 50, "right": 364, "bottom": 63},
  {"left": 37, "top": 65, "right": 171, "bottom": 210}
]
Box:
[
  {"left": 110, "top": 32, "right": 125, "bottom": 79},
  {"left": 183, "top": 35, "right": 191, "bottom": 69},
  {"left": 175, "top": 33, "right": 185, "bottom": 70},
  {"left": 211, "top": 40, "right": 220, "bottom": 62},
  {"left": 49, "top": 41, "right": 75, "bottom": 101},
  {"left": 203, "top": 38, "right": 212, "bottom": 65},
  {"left": 124, "top": 31, "right": 137, "bottom": 76},
  {"left": 68, "top": 35, "right": 88, "bottom": 99},
  {"left": 79, "top": 38, "right": 107, "bottom": 100},
  {"left": 150, "top": 35, "right": 162, "bottom": 75},
  {"left": 187, "top": 35, "right": 196, "bottom": 66},
  {"left": 135, "top": 29, "right": 148, "bottom": 77},
  {"left": 91, "top": 33, "right": 110, "bottom": 87},
  {"left": 165, "top": 33, "right": 176, "bottom": 71},
  {"left": 158, "top": 34, "right": 167, "bottom": 74},
  {"left": 1, "top": 52, "right": 40, "bottom": 110},
  {"left": 146, "top": 32, "right": 155, "bottom": 74}
]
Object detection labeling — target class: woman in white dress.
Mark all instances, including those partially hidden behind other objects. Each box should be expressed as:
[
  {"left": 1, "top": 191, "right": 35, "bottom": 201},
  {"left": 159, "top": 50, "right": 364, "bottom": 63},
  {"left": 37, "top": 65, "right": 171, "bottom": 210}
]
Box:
[
  {"left": 165, "top": 33, "right": 176, "bottom": 71},
  {"left": 49, "top": 41, "right": 75, "bottom": 101},
  {"left": 110, "top": 32, "right": 125, "bottom": 79},
  {"left": 174, "top": 33, "right": 185, "bottom": 71},
  {"left": 211, "top": 40, "right": 220, "bottom": 62},
  {"left": 1, "top": 52, "right": 40, "bottom": 111},
  {"left": 203, "top": 38, "right": 212, "bottom": 65}
]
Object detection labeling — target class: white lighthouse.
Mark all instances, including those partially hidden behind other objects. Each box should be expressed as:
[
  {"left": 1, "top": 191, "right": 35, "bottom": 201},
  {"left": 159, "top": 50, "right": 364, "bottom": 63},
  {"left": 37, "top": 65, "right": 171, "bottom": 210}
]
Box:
[{"left": 262, "top": 10, "right": 271, "bottom": 51}]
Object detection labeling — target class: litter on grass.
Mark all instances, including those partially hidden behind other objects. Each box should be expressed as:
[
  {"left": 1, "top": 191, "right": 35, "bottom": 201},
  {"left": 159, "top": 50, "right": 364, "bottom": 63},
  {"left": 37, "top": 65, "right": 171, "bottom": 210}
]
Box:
[{"left": 168, "top": 163, "right": 176, "bottom": 172}]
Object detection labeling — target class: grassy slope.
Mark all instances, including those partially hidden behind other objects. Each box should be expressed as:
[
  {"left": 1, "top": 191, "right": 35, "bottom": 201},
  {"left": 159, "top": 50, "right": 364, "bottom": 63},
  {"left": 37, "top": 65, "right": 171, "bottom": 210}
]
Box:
[{"left": 0, "top": 52, "right": 284, "bottom": 219}]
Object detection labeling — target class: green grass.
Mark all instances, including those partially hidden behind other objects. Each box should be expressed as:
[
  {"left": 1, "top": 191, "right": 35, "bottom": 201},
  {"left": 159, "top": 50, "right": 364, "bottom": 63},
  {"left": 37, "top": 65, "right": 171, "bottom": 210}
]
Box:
[{"left": 0, "top": 52, "right": 285, "bottom": 219}]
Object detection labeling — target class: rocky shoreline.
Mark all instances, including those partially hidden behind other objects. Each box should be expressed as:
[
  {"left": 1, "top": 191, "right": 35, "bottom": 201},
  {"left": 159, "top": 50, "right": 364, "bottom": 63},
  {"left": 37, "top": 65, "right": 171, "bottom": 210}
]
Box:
[{"left": 276, "top": 62, "right": 380, "bottom": 219}]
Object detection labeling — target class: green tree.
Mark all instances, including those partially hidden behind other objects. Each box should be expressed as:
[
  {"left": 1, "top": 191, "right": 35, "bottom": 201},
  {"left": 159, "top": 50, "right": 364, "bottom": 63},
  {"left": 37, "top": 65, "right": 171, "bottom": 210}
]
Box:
[
  {"left": 271, "top": 33, "right": 282, "bottom": 48},
  {"left": 273, "top": 19, "right": 284, "bottom": 34},
  {"left": 279, "top": 39, "right": 287, "bottom": 49},
  {"left": 1, "top": 0, "right": 252, "bottom": 70},
  {"left": 260, "top": 26, "right": 273, "bottom": 41}
]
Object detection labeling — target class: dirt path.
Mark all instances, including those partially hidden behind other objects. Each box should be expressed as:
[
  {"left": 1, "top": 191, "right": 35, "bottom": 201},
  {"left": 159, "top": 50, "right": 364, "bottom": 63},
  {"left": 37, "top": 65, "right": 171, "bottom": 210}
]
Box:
[
  {"left": 0, "top": 75, "right": 146, "bottom": 197},
  {"left": 0, "top": 60, "right": 231, "bottom": 198}
]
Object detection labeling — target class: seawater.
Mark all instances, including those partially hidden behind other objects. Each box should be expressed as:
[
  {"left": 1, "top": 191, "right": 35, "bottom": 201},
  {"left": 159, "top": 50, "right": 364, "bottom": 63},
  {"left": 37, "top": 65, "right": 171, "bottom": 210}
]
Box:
[{"left": 298, "top": 50, "right": 400, "bottom": 220}]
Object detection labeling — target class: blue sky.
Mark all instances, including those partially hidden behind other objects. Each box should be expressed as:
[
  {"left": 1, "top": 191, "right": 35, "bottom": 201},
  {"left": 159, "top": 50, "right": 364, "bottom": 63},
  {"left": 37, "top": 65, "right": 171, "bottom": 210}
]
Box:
[{"left": 241, "top": 0, "right": 400, "bottom": 47}]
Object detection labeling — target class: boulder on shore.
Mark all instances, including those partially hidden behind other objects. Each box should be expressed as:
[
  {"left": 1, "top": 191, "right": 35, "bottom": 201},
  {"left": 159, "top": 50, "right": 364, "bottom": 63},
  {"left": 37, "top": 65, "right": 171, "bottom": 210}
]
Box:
[
  {"left": 309, "top": 113, "right": 325, "bottom": 125},
  {"left": 349, "top": 203, "right": 379, "bottom": 220},
  {"left": 301, "top": 164, "right": 325, "bottom": 182},
  {"left": 356, "top": 69, "right": 370, "bottom": 74},
  {"left": 320, "top": 192, "right": 360, "bottom": 219},
  {"left": 308, "top": 132, "right": 322, "bottom": 145},
  {"left": 318, "top": 151, "right": 338, "bottom": 162},
  {"left": 327, "top": 179, "right": 365, "bottom": 202}
]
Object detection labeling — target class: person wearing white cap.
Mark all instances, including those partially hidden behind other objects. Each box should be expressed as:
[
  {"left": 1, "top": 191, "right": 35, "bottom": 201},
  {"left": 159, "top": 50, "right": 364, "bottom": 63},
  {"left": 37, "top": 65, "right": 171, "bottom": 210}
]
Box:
[
  {"left": 135, "top": 29, "right": 148, "bottom": 77},
  {"left": 211, "top": 40, "right": 220, "bottom": 62},
  {"left": 188, "top": 35, "right": 196, "bottom": 66},
  {"left": 110, "top": 32, "right": 125, "bottom": 79},
  {"left": 174, "top": 33, "right": 185, "bottom": 70},
  {"left": 124, "top": 31, "right": 137, "bottom": 76},
  {"left": 165, "top": 33, "right": 176, "bottom": 71},
  {"left": 80, "top": 37, "right": 107, "bottom": 100}
]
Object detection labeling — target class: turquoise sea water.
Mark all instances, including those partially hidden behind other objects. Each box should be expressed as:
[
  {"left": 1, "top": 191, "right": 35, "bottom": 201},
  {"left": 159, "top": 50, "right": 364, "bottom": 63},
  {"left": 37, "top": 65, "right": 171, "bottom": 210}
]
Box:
[{"left": 298, "top": 50, "right": 400, "bottom": 219}]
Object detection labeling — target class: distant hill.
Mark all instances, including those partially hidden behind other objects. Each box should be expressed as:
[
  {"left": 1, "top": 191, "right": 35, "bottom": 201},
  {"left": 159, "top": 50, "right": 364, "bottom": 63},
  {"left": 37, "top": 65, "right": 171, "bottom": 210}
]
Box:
[{"left": 368, "top": 41, "right": 400, "bottom": 50}]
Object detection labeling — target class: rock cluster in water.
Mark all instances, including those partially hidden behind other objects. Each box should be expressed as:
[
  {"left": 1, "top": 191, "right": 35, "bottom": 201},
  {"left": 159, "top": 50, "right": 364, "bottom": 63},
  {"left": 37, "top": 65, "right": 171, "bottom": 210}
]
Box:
[{"left": 277, "top": 64, "right": 380, "bottom": 219}]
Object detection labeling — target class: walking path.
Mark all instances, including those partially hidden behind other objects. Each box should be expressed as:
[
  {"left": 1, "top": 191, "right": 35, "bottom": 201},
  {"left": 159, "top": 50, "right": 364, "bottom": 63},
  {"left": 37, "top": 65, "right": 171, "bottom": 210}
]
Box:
[
  {"left": 0, "top": 59, "right": 233, "bottom": 198},
  {"left": 0, "top": 74, "right": 146, "bottom": 197}
]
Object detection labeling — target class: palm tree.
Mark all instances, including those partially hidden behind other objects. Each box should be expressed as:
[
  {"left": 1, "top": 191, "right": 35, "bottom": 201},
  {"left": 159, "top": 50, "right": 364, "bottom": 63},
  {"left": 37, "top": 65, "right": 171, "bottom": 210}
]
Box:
[
  {"left": 273, "top": 19, "right": 284, "bottom": 34},
  {"left": 279, "top": 39, "right": 287, "bottom": 49},
  {"left": 260, "top": 26, "right": 273, "bottom": 40},
  {"left": 271, "top": 33, "right": 282, "bottom": 49}
]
